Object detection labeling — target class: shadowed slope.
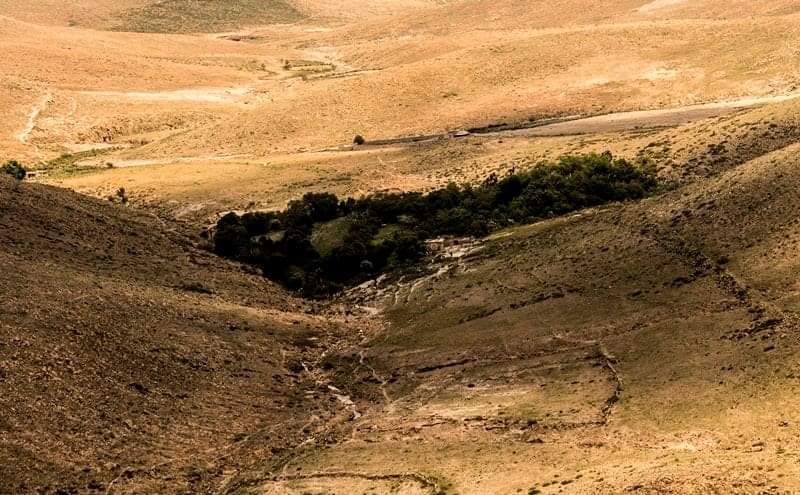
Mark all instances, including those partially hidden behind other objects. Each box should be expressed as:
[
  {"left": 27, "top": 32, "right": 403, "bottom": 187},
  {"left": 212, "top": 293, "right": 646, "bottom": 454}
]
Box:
[{"left": 0, "top": 177, "right": 352, "bottom": 494}]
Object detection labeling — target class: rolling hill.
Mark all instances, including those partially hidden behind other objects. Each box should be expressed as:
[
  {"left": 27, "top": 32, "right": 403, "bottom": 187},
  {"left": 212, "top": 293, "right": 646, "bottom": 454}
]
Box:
[
  {"left": 0, "top": 176, "right": 361, "bottom": 494},
  {"left": 2, "top": 1, "right": 800, "bottom": 494}
]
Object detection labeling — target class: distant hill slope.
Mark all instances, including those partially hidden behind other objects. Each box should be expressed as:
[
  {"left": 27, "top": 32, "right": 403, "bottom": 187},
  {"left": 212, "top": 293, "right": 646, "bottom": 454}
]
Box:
[
  {"left": 0, "top": 177, "right": 353, "bottom": 494},
  {"left": 0, "top": 0, "right": 302, "bottom": 31},
  {"left": 3, "top": 1, "right": 800, "bottom": 162},
  {"left": 0, "top": 0, "right": 438, "bottom": 29},
  {"left": 0, "top": 0, "right": 149, "bottom": 27},
  {"left": 111, "top": 0, "right": 303, "bottom": 33},
  {"left": 130, "top": 10, "right": 800, "bottom": 158}
]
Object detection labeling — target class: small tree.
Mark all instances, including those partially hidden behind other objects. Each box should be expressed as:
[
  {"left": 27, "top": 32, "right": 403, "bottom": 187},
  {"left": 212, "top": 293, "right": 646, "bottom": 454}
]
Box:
[
  {"left": 353, "top": 135, "right": 365, "bottom": 145},
  {"left": 1, "top": 160, "right": 26, "bottom": 180},
  {"left": 214, "top": 213, "right": 249, "bottom": 257},
  {"left": 241, "top": 211, "right": 276, "bottom": 236},
  {"left": 302, "top": 192, "right": 340, "bottom": 222}
]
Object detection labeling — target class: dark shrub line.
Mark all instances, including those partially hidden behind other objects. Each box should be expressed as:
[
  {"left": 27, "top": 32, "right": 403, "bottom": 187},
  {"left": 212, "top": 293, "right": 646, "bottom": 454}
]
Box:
[{"left": 213, "top": 153, "right": 658, "bottom": 297}]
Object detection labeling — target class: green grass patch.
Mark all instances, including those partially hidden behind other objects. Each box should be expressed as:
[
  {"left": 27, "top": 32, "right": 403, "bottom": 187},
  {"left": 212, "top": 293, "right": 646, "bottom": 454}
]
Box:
[
  {"left": 372, "top": 224, "right": 404, "bottom": 246},
  {"left": 35, "top": 149, "right": 117, "bottom": 178},
  {"left": 311, "top": 217, "right": 351, "bottom": 258}
]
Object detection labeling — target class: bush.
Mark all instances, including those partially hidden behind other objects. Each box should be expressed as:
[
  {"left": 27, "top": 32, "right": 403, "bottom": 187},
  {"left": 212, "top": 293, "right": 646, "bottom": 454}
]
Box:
[
  {"left": 1, "top": 160, "right": 26, "bottom": 180},
  {"left": 210, "top": 153, "right": 658, "bottom": 296},
  {"left": 214, "top": 213, "right": 250, "bottom": 257},
  {"left": 388, "top": 230, "right": 426, "bottom": 266},
  {"left": 302, "top": 192, "right": 340, "bottom": 222},
  {"left": 353, "top": 135, "right": 366, "bottom": 145},
  {"left": 241, "top": 211, "right": 276, "bottom": 236}
]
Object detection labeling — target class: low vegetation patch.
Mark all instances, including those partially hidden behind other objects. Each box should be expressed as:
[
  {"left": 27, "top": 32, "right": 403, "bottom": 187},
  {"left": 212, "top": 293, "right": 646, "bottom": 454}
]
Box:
[
  {"left": 213, "top": 153, "right": 658, "bottom": 297},
  {"left": 35, "top": 149, "right": 117, "bottom": 178}
]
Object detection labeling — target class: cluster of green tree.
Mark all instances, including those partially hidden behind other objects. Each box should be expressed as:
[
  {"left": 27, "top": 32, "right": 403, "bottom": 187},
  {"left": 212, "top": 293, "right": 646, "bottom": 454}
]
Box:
[
  {"left": 213, "top": 153, "right": 658, "bottom": 296},
  {"left": 1, "top": 160, "right": 27, "bottom": 180}
]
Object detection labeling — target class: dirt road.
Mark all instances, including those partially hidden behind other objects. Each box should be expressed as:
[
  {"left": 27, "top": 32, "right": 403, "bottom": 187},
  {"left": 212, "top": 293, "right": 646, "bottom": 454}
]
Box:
[
  {"left": 343, "top": 92, "right": 800, "bottom": 149},
  {"left": 504, "top": 93, "right": 800, "bottom": 138}
]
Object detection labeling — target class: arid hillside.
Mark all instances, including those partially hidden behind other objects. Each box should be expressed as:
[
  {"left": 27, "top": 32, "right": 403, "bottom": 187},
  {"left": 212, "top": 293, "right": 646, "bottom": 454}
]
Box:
[
  {"left": 0, "top": 176, "right": 366, "bottom": 494},
  {"left": 47, "top": 95, "right": 800, "bottom": 223},
  {"left": 3, "top": 1, "right": 800, "bottom": 494},
  {"left": 6, "top": 123, "right": 800, "bottom": 493},
  {"left": 2, "top": 1, "right": 800, "bottom": 165},
  {"left": 275, "top": 136, "right": 800, "bottom": 494}
]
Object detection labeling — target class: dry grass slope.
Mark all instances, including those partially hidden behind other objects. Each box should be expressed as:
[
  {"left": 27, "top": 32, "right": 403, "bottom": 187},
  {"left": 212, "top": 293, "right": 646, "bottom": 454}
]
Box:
[
  {"left": 112, "top": 0, "right": 303, "bottom": 33},
  {"left": 256, "top": 133, "right": 800, "bottom": 494},
  {"left": 0, "top": 177, "right": 359, "bottom": 494}
]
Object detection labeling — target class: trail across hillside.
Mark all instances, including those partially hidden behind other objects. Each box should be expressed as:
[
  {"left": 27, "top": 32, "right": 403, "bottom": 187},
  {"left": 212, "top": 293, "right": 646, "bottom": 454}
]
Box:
[
  {"left": 59, "top": 91, "right": 800, "bottom": 175},
  {"left": 637, "top": 0, "right": 689, "bottom": 13},
  {"left": 16, "top": 92, "right": 51, "bottom": 144}
]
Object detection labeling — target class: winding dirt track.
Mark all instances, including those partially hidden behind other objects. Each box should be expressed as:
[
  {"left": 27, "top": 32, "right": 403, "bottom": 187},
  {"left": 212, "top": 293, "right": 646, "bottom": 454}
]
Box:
[
  {"left": 64, "top": 91, "right": 800, "bottom": 175},
  {"left": 16, "top": 92, "right": 51, "bottom": 144}
]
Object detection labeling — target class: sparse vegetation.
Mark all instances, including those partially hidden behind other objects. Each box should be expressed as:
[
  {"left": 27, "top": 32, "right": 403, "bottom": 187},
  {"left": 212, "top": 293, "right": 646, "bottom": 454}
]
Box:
[
  {"left": 114, "top": 0, "right": 303, "bottom": 33},
  {"left": 8, "top": 3, "right": 800, "bottom": 492},
  {"left": 37, "top": 149, "right": 117, "bottom": 177},
  {"left": 1, "top": 160, "right": 26, "bottom": 180},
  {"left": 213, "top": 153, "right": 658, "bottom": 296}
]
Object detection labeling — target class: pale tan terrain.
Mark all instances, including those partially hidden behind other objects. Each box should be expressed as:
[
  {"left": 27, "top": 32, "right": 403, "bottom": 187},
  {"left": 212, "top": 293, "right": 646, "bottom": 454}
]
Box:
[
  {"left": 3, "top": 2, "right": 800, "bottom": 495},
  {"left": 0, "top": 0, "right": 149, "bottom": 27},
  {"left": 2, "top": 0, "right": 800, "bottom": 164}
]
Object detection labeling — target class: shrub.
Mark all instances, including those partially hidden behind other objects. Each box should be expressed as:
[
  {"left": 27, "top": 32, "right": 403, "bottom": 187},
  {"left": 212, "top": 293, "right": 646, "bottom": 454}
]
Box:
[
  {"left": 214, "top": 213, "right": 250, "bottom": 257},
  {"left": 1, "top": 160, "right": 26, "bottom": 180},
  {"left": 353, "top": 135, "right": 365, "bottom": 145},
  {"left": 388, "top": 230, "right": 426, "bottom": 266},
  {"left": 108, "top": 187, "right": 129, "bottom": 205},
  {"left": 241, "top": 211, "right": 276, "bottom": 236},
  {"left": 302, "top": 192, "right": 340, "bottom": 222}
]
